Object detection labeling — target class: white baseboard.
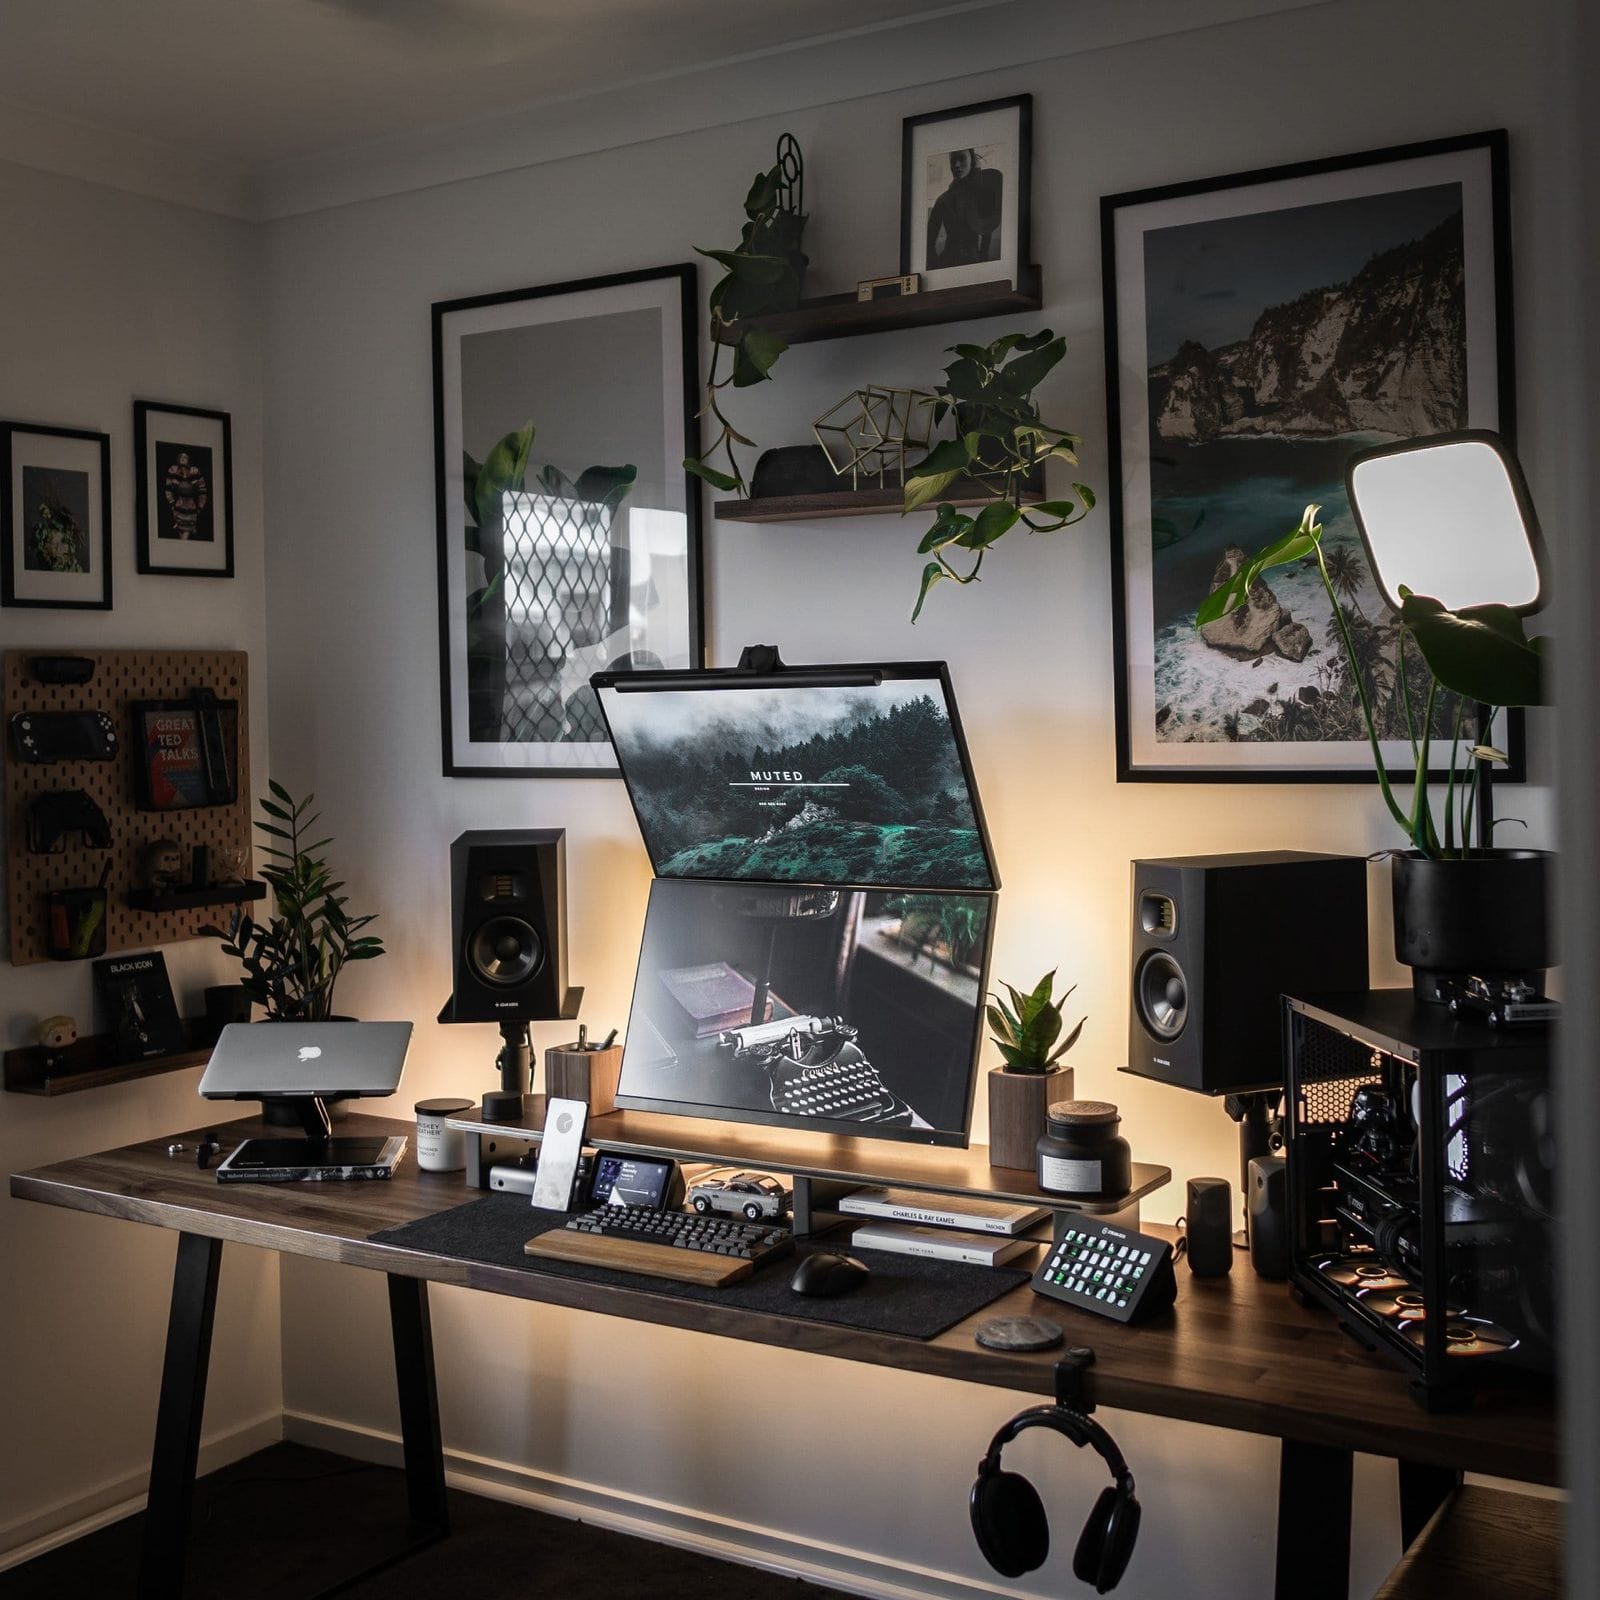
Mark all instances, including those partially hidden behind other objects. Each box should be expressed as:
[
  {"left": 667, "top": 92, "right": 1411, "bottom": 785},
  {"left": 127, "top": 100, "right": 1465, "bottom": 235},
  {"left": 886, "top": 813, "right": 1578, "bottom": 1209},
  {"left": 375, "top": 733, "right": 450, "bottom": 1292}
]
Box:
[
  {"left": 0, "top": 1412, "right": 284, "bottom": 1572},
  {"left": 285, "top": 1409, "right": 1025, "bottom": 1600}
]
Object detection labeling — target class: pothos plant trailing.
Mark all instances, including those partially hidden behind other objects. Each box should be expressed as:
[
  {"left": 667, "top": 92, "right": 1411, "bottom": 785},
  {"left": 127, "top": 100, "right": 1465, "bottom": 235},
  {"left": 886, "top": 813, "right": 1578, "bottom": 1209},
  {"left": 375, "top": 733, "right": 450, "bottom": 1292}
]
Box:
[
  {"left": 1196, "top": 503, "right": 1549, "bottom": 859},
  {"left": 205, "top": 782, "right": 385, "bottom": 1020},
  {"left": 903, "top": 330, "right": 1094, "bottom": 621},
  {"left": 684, "top": 149, "right": 808, "bottom": 496}
]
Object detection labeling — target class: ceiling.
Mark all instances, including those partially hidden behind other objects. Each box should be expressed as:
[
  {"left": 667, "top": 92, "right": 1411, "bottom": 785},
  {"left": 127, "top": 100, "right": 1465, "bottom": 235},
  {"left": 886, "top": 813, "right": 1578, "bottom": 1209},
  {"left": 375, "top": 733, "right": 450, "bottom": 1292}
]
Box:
[{"left": 0, "top": 0, "right": 1003, "bottom": 175}]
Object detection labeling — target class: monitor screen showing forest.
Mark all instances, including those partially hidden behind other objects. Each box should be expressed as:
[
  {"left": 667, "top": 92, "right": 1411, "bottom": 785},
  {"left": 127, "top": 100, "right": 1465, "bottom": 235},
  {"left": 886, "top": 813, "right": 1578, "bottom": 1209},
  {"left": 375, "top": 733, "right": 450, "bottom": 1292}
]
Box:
[{"left": 595, "top": 672, "right": 995, "bottom": 890}]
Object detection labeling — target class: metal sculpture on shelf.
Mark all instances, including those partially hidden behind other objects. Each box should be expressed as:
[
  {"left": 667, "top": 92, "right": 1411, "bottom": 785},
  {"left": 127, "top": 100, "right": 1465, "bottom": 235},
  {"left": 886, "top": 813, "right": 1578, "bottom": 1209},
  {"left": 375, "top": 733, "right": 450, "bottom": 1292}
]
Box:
[
  {"left": 813, "top": 386, "right": 938, "bottom": 488},
  {"left": 775, "top": 132, "right": 804, "bottom": 222}
]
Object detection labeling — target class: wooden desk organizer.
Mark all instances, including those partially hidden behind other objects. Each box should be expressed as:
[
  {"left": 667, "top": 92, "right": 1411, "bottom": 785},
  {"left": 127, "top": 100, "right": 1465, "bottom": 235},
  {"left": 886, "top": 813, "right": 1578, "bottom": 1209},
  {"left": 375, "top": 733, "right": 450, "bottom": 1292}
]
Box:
[{"left": 544, "top": 1042, "right": 623, "bottom": 1115}]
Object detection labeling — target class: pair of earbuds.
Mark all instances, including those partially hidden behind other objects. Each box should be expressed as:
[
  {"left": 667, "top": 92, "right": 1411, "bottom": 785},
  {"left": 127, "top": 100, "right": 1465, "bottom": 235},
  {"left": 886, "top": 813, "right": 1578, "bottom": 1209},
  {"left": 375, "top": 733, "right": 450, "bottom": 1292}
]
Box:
[{"left": 969, "top": 1353, "right": 1140, "bottom": 1594}]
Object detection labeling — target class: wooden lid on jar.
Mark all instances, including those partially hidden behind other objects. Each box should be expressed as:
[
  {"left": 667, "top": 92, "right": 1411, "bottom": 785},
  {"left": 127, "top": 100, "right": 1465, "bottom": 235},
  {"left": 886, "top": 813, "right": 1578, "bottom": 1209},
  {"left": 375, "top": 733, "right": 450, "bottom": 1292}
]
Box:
[{"left": 1046, "top": 1099, "right": 1120, "bottom": 1128}]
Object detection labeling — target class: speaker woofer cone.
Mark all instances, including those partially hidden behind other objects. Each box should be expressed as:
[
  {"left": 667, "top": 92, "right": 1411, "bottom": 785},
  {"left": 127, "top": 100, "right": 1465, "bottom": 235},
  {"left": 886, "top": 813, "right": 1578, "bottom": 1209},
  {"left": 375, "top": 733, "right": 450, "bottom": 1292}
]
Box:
[
  {"left": 468, "top": 916, "right": 546, "bottom": 986},
  {"left": 1135, "top": 950, "right": 1188, "bottom": 1040}
]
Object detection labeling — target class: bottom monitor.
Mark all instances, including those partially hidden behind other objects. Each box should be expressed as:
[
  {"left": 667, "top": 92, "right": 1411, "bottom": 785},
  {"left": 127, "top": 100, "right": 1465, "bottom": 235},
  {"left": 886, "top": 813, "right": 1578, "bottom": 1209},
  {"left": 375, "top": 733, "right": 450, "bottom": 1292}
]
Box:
[{"left": 616, "top": 879, "right": 993, "bottom": 1145}]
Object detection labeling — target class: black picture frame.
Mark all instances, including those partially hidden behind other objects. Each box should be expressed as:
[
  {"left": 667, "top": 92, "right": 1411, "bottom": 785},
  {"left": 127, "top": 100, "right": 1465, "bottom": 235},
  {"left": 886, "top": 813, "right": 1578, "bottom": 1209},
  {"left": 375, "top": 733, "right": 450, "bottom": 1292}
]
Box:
[
  {"left": 134, "top": 400, "right": 235, "bottom": 578},
  {"left": 900, "top": 94, "right": 1032, "bottom": 291},
  {"left": 1, "top": 421, "right": 113, "bottom": 611},
  {"left": 431, "top": 263, "right": 704, "bottom": 779},
  {"left": 1101, "top": 129, "right": 1521, "bottom": 783}
]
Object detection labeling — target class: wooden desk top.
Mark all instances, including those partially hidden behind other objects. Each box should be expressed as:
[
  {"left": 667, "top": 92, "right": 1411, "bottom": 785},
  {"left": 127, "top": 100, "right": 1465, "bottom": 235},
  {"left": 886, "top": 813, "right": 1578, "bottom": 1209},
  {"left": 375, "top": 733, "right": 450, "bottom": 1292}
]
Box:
[{"left": 10, "top": 1114, "right": 1559, "bottom": 1486}]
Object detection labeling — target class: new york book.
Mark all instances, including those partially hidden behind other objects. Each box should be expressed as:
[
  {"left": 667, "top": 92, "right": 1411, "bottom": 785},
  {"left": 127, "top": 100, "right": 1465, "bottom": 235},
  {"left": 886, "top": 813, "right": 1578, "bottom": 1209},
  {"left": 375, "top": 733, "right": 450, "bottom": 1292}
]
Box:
[{"left": 838, "top": 1185, "right": 1049, "bottom": 1236}]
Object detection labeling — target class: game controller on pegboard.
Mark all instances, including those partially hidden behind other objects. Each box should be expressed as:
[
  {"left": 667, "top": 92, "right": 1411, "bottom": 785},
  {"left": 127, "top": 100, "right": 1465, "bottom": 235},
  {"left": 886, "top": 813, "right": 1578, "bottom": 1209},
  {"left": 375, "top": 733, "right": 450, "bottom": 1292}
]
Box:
[{"left": 4, "top": 649, "right": 263, "bottom": 965}]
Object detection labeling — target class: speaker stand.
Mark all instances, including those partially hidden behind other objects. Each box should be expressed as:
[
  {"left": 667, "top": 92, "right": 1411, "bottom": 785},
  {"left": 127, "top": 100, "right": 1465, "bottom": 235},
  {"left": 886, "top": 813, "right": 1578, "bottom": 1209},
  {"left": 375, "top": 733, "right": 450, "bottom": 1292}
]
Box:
[
  {"left": 483, "top": 1021, "right": 532, "bottom": 1123},
  {"left": 1224, "top": 1090, "right": 1280, "bottom": 1247}
]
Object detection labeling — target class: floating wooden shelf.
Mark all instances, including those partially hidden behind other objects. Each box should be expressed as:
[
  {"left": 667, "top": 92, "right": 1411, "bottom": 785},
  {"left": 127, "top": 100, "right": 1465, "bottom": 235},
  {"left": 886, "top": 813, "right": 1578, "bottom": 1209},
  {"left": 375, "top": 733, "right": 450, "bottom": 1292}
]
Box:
[
  {"left": 712, "top": 269, "right": 1042, "bottom": 346},
  {"left": 124, "top": 879, "right": 266, "bottom": 914},
  {"left": 713, "top": 473, "right": 1042, "bottom": 525},
  {"left": 4, "top": 1017, "right": 214, "bottom": 1096}
]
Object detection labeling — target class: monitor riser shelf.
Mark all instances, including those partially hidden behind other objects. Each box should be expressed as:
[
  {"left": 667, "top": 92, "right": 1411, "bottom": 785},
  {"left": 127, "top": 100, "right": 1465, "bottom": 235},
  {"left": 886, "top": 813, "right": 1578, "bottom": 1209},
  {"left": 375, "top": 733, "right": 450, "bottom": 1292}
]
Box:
[{"left": 449, "top": 1097, "right": 1169, "bottom": 1240}]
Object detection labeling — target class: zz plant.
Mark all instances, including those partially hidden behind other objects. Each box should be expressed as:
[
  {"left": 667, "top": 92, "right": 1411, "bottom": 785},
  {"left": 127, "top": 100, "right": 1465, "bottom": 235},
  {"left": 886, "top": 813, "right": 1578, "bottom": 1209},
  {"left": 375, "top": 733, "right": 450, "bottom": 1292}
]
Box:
[
  {"left": 987, "top": 969, "right": 1086, "bottom": 1075},
  {"left": 904, "top": 330, "right": 1094, "bottom": 621},
  {"left": 206, "top": 781, "right": 385, "bottom": 1020}
]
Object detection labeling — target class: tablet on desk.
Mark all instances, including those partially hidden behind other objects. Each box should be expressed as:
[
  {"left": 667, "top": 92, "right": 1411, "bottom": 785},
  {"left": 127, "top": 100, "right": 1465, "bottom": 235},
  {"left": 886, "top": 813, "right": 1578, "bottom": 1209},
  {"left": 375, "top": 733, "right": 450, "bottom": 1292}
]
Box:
[{"left": 215, "top": 1135, "right": 407, "bottom": 1183}]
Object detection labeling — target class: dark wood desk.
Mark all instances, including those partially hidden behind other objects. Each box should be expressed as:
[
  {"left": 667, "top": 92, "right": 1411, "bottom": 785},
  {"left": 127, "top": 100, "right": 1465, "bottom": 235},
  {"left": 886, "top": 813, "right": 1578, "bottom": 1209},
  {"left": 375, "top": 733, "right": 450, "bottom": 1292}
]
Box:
[{"left": 12, "top": 1115, "right": 1559, "bottom": 1600}]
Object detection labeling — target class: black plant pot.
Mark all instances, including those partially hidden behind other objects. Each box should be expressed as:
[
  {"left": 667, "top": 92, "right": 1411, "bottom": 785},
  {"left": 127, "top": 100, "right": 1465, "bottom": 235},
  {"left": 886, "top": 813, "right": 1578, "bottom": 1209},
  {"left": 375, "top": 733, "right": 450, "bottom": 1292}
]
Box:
[{"left": 1391, "top": 849, "right": 1554, "bottom": 1001}]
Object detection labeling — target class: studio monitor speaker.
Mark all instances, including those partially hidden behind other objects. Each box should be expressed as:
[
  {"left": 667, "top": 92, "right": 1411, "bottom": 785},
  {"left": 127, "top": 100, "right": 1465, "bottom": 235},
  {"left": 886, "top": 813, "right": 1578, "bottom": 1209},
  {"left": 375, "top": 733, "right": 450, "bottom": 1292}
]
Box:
[
  {"left": 442, "top": 830, "right": 579, "bottom": 1024},
  {"left": 1126, "top": 853, "right": 1367, "bottom": 1095}
]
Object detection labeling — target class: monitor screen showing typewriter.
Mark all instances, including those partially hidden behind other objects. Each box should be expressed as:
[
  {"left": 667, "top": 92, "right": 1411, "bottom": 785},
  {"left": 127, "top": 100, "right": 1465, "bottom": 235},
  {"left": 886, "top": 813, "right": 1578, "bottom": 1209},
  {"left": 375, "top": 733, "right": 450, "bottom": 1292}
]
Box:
[
  {"left": 616, "top": 878, "right": 992, "bottom": 1144},
  {"left": 593, "top": 665, "right": 995, "bottom": 891}
]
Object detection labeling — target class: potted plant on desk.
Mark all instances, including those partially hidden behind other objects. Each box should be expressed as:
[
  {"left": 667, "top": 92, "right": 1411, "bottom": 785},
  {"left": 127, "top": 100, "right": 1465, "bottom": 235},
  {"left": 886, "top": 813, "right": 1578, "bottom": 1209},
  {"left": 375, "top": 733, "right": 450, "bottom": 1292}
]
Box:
[
  {"left": 205, "top": 780, "right": 386, "bottom": 1022},
  {"left": 985, "top": 970, "right": 1085, "bottom": 1169},
  {"left": 1197, "top": 456, "right": 1551, "bottom": 997}
]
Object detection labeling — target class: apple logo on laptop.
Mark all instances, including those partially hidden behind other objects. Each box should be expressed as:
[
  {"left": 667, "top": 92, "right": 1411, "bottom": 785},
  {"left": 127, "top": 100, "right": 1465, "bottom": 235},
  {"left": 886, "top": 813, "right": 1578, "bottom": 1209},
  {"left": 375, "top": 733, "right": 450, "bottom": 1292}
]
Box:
[{"left": 298, "top": 1045, "right": 322, "bottom": 1063}]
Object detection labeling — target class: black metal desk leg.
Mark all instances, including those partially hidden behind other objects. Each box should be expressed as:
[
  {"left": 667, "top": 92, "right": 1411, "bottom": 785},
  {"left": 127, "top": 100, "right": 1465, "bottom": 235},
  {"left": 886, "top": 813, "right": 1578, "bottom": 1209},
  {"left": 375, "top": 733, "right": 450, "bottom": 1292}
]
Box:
[
  {"left": 1398, "top": 1460, "right": 1461, "bottom": 1547},
  {"left": 1275, "top": 1439, "right": 1353, "bottom": 1600},
  {"left": 387, "top": 1274, "right": 449, "bottom": 1536},
  {"left": 138, "top": 1232, "right": 223, "bottom": 1600}
]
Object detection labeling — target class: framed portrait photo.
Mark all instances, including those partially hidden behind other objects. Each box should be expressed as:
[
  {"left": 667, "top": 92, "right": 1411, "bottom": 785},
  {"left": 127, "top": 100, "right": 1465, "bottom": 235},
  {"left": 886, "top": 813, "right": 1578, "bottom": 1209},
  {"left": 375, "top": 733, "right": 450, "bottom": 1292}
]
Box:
[
  {"left": 135, "top": 401, "right": 234, "bottom": 577},
  {"left": 901, "top": 94, "right": 1032, "bottom": 292},
  {"left": 1103, "top": 130, "right": 1519, "bottom": 782},
  {"left": 1, "top": 421, "right": 112, "bottom": 610},
  {"left": 432, "top": 263, "right": 704, "bottom": 778}
]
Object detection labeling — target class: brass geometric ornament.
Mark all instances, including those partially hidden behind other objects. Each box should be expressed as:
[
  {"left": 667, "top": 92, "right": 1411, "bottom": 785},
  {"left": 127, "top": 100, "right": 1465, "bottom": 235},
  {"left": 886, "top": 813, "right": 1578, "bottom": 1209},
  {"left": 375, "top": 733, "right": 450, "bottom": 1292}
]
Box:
[{"left": 813, "top": 386, "right": 937, "bottom": 488}]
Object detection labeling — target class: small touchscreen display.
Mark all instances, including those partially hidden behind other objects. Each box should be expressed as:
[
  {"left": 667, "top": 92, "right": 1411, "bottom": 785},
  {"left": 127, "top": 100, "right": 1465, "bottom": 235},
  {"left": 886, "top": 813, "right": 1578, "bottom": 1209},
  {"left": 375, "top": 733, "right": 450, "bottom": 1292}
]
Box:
[{"left": 591, "top": 1152, "right": 672, "bottom": 1208}]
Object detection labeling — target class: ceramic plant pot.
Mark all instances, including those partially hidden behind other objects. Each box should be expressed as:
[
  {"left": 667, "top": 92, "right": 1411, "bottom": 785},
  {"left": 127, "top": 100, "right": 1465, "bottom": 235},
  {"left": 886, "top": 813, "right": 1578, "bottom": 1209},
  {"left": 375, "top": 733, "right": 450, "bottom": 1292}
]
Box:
[{"left": 1391, "top": 849, "right": 1554, "bottom": 1000}]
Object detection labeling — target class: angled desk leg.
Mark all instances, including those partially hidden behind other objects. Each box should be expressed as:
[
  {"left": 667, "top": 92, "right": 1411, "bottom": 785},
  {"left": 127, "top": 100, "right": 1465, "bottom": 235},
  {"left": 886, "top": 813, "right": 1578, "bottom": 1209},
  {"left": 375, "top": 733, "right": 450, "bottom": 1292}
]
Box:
[
  {"left": 1275, "top": 1439, "right": 1352, "bottom": 1600},
  {"left": 1398, "top": 1460, "right": 1461, "bottom": 1546},
  {"left": 387, "top": 1274, "right": 449, "bottom": 1536},
  {"left": 138, "top": 1232, "right": 222, "bottom": 1600}
]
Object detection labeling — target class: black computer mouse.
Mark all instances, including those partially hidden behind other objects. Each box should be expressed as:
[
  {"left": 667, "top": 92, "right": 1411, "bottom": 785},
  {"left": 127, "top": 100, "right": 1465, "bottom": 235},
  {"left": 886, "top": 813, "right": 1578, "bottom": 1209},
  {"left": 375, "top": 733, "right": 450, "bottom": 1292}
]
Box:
[{"left": 790, "top": 1251, "right": 870, "bottom": 1297}]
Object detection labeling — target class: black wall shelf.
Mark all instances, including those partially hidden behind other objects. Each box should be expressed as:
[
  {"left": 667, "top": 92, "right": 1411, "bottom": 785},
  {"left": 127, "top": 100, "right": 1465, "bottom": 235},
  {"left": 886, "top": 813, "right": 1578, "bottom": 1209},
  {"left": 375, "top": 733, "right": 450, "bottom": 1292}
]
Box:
[
  {"left": 712, "top": 269, "right": 1042, "bottom": 347},
  {"left": 714, "top": 472, "right": 1042, "bottom": 525},
  {"left": 3, "top": 1018, "right": 214, "bottom": 1096},
  {"left": 124, "top": 879, "right": 267, "bottom": 914}
]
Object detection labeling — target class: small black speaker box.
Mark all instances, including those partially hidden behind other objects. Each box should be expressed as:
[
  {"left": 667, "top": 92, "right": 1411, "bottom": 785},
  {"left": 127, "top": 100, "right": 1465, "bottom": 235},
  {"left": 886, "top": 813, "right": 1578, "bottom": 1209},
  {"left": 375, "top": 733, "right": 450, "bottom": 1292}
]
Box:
[
  {"left": 441, "top": 830, "right": 579, "bottom": 1024},
  {"left": 1185, "top": 1177, "right": 1234, "bottom": 1277},
  {"left": 1126, "top": 852, "right": 1367, "bottom": 1095},
  {"left": 1248, "top": 1155, "right": 1290, "bottom": 1280}
]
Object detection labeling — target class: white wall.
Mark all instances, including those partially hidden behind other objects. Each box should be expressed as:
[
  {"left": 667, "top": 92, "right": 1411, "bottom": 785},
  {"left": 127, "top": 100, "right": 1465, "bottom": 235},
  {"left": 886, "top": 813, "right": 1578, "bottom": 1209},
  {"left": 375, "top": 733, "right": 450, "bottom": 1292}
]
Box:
[
  {"left": 244, "top": 2, "right": 1573, "bottom": 1597},
  {"left": 0, "top": 161, "right": 281, "bottom": 1555}
]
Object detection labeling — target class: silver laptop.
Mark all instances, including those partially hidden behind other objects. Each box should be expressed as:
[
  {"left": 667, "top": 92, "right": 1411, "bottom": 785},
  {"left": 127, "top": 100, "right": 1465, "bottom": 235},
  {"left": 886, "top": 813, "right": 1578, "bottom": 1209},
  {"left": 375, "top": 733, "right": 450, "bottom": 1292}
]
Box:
[{"left": 199, "top": 1021, "right": 413, "bottom": 1101}]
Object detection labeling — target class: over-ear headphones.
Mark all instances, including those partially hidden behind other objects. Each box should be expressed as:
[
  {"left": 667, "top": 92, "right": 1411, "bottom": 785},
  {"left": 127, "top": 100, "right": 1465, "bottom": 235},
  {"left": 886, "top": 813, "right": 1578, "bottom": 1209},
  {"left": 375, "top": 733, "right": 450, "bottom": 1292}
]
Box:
[{"left": 969, "top": 1357, "right": 1139, "bottom": 1594}]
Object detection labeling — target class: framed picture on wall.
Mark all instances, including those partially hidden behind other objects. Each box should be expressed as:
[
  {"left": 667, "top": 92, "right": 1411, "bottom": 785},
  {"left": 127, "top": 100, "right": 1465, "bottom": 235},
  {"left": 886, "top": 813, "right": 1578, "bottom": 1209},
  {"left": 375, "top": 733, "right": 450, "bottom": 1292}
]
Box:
[
  {"left": 1, "top": 421, "right": 112, "bottom": 610},
  {"left": 1102, "top": 130, "right": 1520, "bottom": 782},
  {"left": 901, "top": 95, "right": 1032, "bottom": 293},
  {"left": 432, "top": 264, "right": 704, "bottom": 778},
  {"left": 135, "top": 401, "right": 235, "bottom": 577}
]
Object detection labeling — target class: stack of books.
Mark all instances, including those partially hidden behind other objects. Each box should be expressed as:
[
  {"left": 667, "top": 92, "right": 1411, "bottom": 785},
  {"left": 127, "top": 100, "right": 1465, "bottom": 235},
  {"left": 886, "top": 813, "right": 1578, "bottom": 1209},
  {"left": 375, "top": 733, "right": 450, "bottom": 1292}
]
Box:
[{"left": 839, "top": 1186, "right": 1048, "bottom": 1267}]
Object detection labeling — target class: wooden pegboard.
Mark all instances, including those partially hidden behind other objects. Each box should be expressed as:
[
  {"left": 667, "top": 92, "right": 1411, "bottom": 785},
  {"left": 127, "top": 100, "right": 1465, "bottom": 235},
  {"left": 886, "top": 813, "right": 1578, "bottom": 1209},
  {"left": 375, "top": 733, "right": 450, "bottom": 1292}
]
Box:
[{"left": 5, "top": 649, "right": 252, "bottom": 966}]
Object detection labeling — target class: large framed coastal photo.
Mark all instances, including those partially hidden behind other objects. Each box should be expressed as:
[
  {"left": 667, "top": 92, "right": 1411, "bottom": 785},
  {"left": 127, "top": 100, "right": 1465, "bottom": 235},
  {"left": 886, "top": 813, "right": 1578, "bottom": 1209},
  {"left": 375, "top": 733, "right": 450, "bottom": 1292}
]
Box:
[
  {"left": 1103, "top": 131, "right": 1518, "bottom": 782},
  {"left": 2, "top": 421, "right": 113, "bottom": 610},
  {"left": 432, "top": 264, "right": 703, "bottom": 777}
]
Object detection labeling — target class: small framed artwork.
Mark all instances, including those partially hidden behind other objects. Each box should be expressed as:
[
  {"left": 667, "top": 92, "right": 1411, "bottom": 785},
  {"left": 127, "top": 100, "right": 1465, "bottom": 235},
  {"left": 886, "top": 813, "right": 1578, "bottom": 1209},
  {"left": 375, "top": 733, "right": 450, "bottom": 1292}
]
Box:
[
  {"left": 1, "top": 422, "right": 112, "bottom": 610},
  {"left": 901, "top": 95, "right": 1032, "bottom": 292},
  {"left": 1103, "top": 129, "right": 1519, "bottom": 782},
  {"left": 134, "top": 400, "right": 234, "bottom": 577},
  {"left": 432, "top": 263, "right": 703, "bottom": 778}
]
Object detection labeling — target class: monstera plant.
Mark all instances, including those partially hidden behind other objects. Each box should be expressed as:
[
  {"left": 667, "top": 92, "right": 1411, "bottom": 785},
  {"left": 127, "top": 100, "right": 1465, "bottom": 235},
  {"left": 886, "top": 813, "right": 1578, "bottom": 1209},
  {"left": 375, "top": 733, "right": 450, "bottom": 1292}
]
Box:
[
  {"left": 1197, "top": 503, "right": 1548, "bottom": 859},
  {"left": 904, "top": 330, "right": 1094, "bottom": 621}
]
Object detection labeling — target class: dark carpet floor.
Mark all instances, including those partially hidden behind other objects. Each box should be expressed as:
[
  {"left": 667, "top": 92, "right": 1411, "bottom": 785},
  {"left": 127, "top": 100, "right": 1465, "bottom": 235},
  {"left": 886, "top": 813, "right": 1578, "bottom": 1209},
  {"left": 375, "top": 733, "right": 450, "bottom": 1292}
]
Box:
[{"left": 0, "top": 1442, "right": 864, "bottom": 1600}]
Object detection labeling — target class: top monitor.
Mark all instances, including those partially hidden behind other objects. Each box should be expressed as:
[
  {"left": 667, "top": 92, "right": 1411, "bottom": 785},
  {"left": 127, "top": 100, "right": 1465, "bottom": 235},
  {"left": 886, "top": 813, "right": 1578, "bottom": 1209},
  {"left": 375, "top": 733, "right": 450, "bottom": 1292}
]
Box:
[{"left": 592, "top": 662, "right": 996, "bottom": 891}]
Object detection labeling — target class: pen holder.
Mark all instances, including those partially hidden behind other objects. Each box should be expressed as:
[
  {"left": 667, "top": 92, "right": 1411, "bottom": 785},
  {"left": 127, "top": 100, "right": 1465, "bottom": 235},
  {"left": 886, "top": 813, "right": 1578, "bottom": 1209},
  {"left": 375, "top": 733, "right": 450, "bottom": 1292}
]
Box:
[{"left": 544, "top": 1042, "right": 622, "bottom": 1116}]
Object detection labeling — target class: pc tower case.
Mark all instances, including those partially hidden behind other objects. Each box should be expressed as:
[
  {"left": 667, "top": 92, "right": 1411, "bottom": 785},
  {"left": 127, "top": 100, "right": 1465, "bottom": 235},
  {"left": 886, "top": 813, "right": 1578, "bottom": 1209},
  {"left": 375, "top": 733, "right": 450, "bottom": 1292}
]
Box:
[{"left": 1284, "top": 990, "right": 1555, "bottom": 1407}]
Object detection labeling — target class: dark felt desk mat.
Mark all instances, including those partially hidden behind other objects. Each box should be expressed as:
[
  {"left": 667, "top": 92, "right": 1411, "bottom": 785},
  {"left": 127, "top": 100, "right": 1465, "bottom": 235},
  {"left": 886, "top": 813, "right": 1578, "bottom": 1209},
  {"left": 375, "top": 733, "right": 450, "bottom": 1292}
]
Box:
[{"left": 370, "top": 1195, "right": 1029, "bottom": 1340}]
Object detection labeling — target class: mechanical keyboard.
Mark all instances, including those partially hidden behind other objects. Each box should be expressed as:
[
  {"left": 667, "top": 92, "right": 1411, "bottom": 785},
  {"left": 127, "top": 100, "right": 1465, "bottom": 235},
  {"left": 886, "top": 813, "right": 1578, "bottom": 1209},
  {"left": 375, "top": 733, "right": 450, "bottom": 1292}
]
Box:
[{"left": 524, "top": 1205, "right": 794, "bottom": 1287}]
